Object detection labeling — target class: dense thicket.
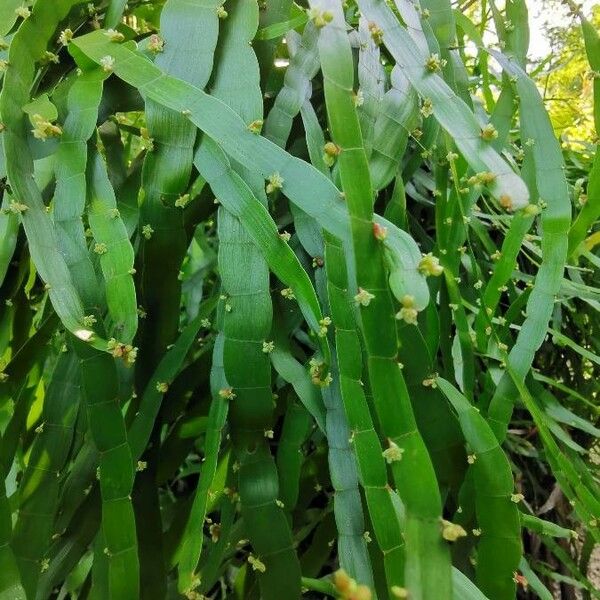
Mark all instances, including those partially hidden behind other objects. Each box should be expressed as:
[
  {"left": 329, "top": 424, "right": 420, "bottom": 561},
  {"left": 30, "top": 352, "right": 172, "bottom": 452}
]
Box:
[{"left": 0, "top": 1, "right": 599, "bottom": 599}]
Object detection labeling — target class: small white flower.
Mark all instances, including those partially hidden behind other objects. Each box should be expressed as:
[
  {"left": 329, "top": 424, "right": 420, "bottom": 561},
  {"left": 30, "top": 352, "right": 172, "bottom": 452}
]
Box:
[
  {"left": 148, "top": 34, "right": 164, "bottom": 53},
  {"left": 307, "top": 7, "right": 333, "bottom": 28},
  {"left": 247, "top": 554, "right": 266, "bottom": 573},
  {"left": 218, "top": 388, "right": 236, "bottom": 400},
  {"left": 174, "top": 193, "right": 190, "bottom": 208},
  {"left": 266, "top": 172, "right": 284, "bottom": 194},
  {"left": 354, "top": 287, "right": 375, "bottom": 307},
  {"left": 441, "top": 519, "right": 467, "bottom": 542},
  {"left": 420, "top": 98, "right": 433, "bottom": 118},
  {"left": 31, "top": 114, "right": 62, "bottom": 140},
  {"left": 353, "top": 89, "right": 365, "bottom": 107},
  {"left": 105, "top": 29, "right": 125, "bottom": 42},
  {"left": 82, "top": 315, "right": 97, "bottom": 327},
  {"left": 418, "top": 253, "right": 443, "bottom": 277},
  {"left": 481, "top": 123, "right": 498, "bottom": 140},
  {"left": 382, "top": 440, "right": 404, "bottom": 464},
  {"left": 142, "top": 224, "right": 154, "bottom": 239},
  {"left": 425, "top": 53, "right": 446, "bottom": 72},
  {"left": 262, "top": 341, "right": 275, "bottom": 353},
  {"left": 395, "top": 295, "right": 418, "bottom": 324},
  {"left": 15, "top": 6, "right": 31, "bottom": 19},
  {"left": 5, "top": 199, "right": 28, "bottom": 214},
  {"left": 100, "top": 55, "right": 115, "bottom": 73}
]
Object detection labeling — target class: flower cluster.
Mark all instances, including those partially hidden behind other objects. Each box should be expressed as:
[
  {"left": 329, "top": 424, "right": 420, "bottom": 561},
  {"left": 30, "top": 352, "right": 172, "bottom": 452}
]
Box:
[
  {"left": 333, "top": 569, "right": 372, "bottom": 600},
  {"left": 107, "top": 338, "right": 138, "bottom": 366},
  {"left": 31, "top": 114, "right": 62, "bottom": 140},
  {"left": 309, "top": 358, "right": 332, "bottom": 387}
]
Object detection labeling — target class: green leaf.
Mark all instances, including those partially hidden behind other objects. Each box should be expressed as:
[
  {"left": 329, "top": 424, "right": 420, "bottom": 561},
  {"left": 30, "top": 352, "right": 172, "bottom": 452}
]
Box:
[{"left": 22, "top": 93, "right": 57, "bottom": 122}]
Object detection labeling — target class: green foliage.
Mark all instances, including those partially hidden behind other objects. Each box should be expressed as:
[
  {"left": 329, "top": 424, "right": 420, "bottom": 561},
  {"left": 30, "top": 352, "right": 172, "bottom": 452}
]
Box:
[
  {"left": 0, "top": 1, "right": 599, "bottom": 599},
  {"left": 537, "top": 3, "right": 600, "bottom": 145}
]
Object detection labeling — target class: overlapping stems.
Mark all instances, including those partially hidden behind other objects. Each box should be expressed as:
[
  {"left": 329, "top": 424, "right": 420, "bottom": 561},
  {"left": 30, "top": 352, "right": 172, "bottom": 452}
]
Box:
[
  {"left": 309, "top": 1, "right": 452, "bottom": 597},
  {"left": 193, "top": 2, "right": 301, "bottom": 597},
  {"left": 0, "top": 1, "right": 598, "bottom": 598}
]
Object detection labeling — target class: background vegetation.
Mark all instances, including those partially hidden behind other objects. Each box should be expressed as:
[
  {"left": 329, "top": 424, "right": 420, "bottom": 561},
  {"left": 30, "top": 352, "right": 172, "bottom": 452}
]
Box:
[{"left": 0, "top": 0, "right": 599, "bottom": 599}]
